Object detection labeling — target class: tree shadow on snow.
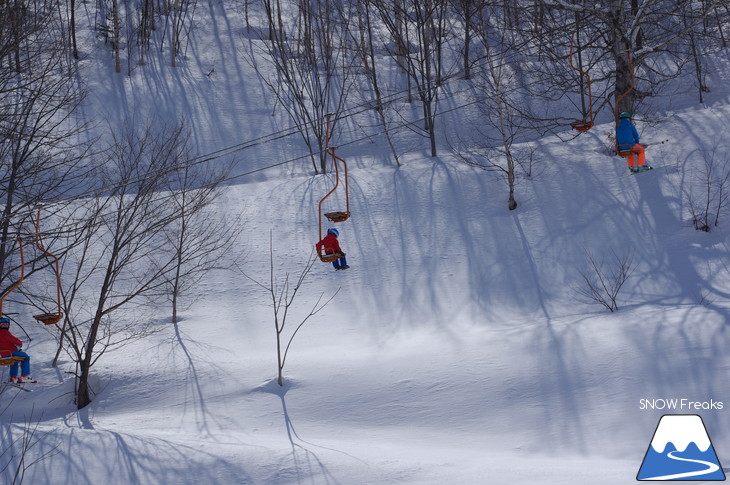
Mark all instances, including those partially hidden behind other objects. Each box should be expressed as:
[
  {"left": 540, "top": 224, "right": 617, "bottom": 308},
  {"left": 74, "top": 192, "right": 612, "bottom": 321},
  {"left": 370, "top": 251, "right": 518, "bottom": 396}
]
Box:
[
  {"left": 5, "top": 425, "right": 254, "bottom": 485},
  {"left": 250, "top": 378, "right": 352, "bottom": 485}
]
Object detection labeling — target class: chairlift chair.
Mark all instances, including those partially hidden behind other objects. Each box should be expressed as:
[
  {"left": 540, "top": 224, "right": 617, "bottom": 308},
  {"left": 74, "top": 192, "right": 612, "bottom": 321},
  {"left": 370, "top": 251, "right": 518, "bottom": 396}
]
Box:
[
  {"left": 0, "top": 355, "right": 25, "bottom": 366},
  {"left": 317, "top": 114, "right": 351, "bottom": 263}
]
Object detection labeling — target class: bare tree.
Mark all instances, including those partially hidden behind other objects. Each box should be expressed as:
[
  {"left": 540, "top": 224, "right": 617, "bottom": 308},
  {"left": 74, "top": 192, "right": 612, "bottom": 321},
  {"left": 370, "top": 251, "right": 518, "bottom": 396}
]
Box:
[
  {"left": 683, "top": 145, "right": 730, "bottom": 232},
  {"left": 0, "top": 403, "right": 58, "bottom": 485},
  {"left": 57, "top": 119, "right": 198, "bottom": 409},
  {"left": 452, "top": 4, "right": 538, "bottom": 211},
  {"left": 348, "top": 0, "right": 401, "bottom": 166},
  {"left": 538, "top": 0, "right": 729, "bottom": 117},
  {"left": 138, "top": 0, "right": 156, "bottom": 66},
  {"left": 449, "top": 0, "right": 488, "bottom": 80},
  {"left": 244, "top": 237, "right": 338, "bottom": 386},
  {"left": 166, "top": 0, "right": 199, "bottom": 67},
  {"left": 371, "top": 0, "right": 456, "bottom": 156},
  {"left": 0, "top": 1, "right": 90, "bottom": 300},
  {"left": 676, "top": 1, "right": 729, "bottom": 103},
  {"left": 111, "top": 0, "right": 121, "bottom": 72},
  {"left": 162, "top": 141, "right": 244, "bottom": 324},
  {"left": 246, "top": 0, "right": 355, "bottom": 173},
  {"left": 576, "top": 249, "right": 635, "bottom": 312}
]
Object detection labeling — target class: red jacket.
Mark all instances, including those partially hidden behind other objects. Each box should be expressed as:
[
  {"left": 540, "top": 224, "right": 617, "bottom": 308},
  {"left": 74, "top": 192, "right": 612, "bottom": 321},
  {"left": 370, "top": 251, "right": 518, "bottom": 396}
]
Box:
[
  {"left": 316, "top": 233, "right": 342, "bottom": 254},
  {"left": 0, "top": 329, "right": 22, "bottom": 357}
]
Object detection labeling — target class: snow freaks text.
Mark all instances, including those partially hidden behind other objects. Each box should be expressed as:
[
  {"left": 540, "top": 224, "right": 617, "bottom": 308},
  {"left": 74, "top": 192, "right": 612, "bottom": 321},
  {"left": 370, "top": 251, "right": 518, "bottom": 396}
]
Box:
[{"left": 640, "top": 399, "right": 724, "bottom": 411}]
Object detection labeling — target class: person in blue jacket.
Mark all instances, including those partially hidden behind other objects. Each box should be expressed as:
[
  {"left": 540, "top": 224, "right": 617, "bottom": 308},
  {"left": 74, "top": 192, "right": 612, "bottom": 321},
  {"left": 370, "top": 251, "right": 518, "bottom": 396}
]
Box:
[{"left": 616, "top": 112, "right": 652, "bottom": 173}]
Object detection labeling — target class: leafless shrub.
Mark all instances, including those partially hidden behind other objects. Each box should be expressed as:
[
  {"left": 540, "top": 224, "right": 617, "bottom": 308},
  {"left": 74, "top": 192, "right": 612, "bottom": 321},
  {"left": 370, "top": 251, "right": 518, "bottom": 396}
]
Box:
[
  {"left": 576, "top": 249, "right": 635, "bottom": 312},
  {"left": 683, "top": 145, "right": 730, "bottom": 232},
  {"left": 0, "top": 405, "right": 57, "bottom": 485}
]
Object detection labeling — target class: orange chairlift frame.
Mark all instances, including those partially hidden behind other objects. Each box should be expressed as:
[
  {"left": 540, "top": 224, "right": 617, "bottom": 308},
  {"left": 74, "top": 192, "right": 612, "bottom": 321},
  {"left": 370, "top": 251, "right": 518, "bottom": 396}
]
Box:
[
  {"left": 569, "top": 31, "right": 594, "bottom": 132},
  {"left": 33, "top": 208, "right": 63, "bottom": 326},
  {"left": 0, "top": 353, "right": 23, "bottom": 367},
  {"left": 614, "top": 49, "right": 637, "bottom": 158},
  {"left": 317, "top": 114, "right": 351, "bottom": 263},
  {"left": 0, "top": 238, "right": 24, "bottom": 319}
]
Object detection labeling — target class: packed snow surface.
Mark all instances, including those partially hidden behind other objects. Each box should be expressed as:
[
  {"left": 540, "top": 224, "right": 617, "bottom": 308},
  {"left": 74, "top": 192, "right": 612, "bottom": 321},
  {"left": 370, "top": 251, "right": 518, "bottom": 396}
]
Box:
[{"left": 3, "top": 2, "right": 730, "bottom": 484}]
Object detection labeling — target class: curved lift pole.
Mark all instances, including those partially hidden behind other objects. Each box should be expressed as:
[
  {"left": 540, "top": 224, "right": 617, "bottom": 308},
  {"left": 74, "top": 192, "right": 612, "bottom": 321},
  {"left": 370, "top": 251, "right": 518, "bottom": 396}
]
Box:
[
  {"left": 569, "top": 31, "right": 594, "bottom": 132},
  {"left": 317, "top": 114, "right": 350, "bottom": 263},
  {"left": 33, "top": 207, "right": 63, "bottom": 325},
  {"left": 0, "top": 238, "right": 25, "bottom": 318}
]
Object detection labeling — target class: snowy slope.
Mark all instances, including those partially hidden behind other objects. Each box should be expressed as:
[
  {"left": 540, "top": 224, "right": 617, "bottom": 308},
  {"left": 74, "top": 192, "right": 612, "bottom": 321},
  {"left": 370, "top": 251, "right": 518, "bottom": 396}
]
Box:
[{"left": 3, "top": 2, "right": 730, "bottom": 484}]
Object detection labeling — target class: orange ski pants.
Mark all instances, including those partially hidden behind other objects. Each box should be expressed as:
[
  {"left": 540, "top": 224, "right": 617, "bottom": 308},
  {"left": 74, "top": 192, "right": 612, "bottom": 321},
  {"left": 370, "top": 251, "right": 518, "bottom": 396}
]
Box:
[{"left": 625, "top": 144, "right": 646, "bottom": 168}]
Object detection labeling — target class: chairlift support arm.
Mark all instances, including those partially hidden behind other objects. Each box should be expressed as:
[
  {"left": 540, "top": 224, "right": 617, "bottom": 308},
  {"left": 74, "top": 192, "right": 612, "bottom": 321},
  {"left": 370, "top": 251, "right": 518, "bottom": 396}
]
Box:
[
  {"left": 34, "top": 207, "right": 63, "bottom": 325},
  {"left": 0, "top": 239, "right": 24, "bottom": 317}
]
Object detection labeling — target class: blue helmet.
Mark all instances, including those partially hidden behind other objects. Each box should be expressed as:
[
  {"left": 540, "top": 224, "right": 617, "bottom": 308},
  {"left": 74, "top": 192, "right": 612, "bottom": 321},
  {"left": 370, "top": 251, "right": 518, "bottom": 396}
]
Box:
[
  {"left": 619, "top": 112, "right": 631, "bottom": 119},
  {"left": 327, "top": 228, "right": 339, "bottom": 237},
  {"left": 0, "top": 317, "right": 9, "bottom": 329}
]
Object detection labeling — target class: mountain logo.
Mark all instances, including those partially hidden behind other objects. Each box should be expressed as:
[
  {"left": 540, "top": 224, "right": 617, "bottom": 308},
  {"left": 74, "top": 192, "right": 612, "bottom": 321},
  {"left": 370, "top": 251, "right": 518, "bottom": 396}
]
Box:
[{"left": 637, "top": 414, "right": 725, "bottom": 481}]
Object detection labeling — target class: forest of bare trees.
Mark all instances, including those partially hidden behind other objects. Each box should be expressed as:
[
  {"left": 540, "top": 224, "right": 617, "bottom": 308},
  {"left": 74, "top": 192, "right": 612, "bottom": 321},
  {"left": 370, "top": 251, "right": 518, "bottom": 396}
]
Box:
[{"left": 0, "top": 0, "right": 728, "bottom": 411}]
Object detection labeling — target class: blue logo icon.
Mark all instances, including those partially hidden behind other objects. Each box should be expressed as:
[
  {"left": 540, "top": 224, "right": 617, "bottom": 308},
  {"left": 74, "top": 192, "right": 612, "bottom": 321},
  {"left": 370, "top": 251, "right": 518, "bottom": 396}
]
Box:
[{"left": 637, "top": 414, "right": 725, "bottom": 481}]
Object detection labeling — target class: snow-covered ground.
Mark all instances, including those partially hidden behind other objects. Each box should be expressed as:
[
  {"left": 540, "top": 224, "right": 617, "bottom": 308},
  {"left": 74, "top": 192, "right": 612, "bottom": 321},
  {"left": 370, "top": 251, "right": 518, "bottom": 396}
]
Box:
[{"left": 3, "top": 2, "right": 730, "bottom": 484}]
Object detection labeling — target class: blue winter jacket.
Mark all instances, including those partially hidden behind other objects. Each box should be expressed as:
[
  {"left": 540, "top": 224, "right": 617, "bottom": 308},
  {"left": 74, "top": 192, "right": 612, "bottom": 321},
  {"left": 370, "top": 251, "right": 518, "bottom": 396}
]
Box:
[{"left": 616, "top": 119, "right": 640, "bottom": 151}]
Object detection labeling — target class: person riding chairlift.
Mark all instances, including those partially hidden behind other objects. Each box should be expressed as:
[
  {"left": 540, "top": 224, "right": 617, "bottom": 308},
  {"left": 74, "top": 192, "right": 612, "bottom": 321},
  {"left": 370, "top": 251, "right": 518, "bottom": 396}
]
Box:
[
  {"left": 0, "top": 317, "right": 36, "bottom": 384},
  {"left": 316, "top": 228, "right": 349, "bottom": 271},
  {"left": 616, "top": 112, "right": 652, "bottom": 173}
]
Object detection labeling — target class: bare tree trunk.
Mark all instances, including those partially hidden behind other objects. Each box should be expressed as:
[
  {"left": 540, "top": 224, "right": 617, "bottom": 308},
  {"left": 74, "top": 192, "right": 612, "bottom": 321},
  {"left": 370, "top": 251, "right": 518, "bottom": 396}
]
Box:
[
  {"left": 12, "top": 0, "right": 23, "bottom": 72},
  {"left": 77, "top": 284, "right": 110, "bottom": 408},
  {"left": 497, "top": 97, "right": 517, "bottom": 211},
  {"left": 610, "top": 0, "right": 633, "bottom": 115},
  {"left": 243, "top": 237, "right": 336, "bottom": 387},
  {"left": 112, "top": 0, "right": 121, "bottom": 73},
  {"left": 62, "top": 120, "right": 203, "bottom": 409},
  {"left": 70, "top": 0, "right": 79, "bottom": 59}
]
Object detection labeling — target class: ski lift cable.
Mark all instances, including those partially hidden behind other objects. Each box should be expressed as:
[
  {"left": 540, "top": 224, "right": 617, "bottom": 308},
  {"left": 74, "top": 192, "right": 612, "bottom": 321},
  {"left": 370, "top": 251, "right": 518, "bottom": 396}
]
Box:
[
  {"left": 2, "top": 77, "right": 482, "bottom": 233},
  {"left": 185, "top": 63, "right": 491, "bottom": 168},
  {"left": 221, "top": 96, "right": 482, "bottom": 185},
  {"left": 6, "top": 53, "right": 519, "bottom": 216},
  {"left": 187, "top": 87, "right": 425, "bottom": 165},
  {"left": 69, "top": 81, "right": 481, "bottom": 196}
]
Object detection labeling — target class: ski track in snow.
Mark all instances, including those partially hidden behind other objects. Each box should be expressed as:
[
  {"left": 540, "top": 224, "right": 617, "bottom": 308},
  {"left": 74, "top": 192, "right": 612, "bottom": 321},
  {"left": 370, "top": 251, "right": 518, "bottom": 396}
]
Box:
[{"left": 642, "top": 451, "right": 720, "bottom": 481}]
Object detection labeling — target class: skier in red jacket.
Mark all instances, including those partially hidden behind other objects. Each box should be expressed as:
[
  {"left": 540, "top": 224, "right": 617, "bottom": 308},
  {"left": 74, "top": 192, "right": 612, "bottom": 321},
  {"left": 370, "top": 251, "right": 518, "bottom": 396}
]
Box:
[
  {"left": 316, "top": 228, "right": 349, "bottom": 270},
  {"left": 0, "top": 317, "right": 36, "bottom": 383}
]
